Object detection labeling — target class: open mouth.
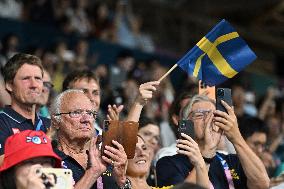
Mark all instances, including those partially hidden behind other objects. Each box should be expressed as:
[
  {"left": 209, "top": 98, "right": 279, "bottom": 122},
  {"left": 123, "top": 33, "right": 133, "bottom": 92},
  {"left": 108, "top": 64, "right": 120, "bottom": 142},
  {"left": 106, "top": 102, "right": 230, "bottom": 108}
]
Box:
[{"left": 136, "top": 160, "right": 147, "bottom": 164}]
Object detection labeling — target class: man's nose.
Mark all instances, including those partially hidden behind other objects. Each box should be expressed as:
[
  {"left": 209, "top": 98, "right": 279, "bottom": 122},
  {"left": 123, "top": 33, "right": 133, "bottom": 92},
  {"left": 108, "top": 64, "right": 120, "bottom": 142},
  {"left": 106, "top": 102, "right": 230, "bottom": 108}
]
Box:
[{"left": 30, "top": 78, "right": 42, "bottom": 88}]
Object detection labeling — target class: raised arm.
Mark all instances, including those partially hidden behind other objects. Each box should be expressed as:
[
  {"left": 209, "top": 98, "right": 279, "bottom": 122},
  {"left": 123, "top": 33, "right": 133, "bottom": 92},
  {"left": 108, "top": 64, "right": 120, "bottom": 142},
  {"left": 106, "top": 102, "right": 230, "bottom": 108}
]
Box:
[
  {"left": 126, "top": 81, "right": 160, "bottom": 122},
  {"left": 214, "top": 101, "right": 270, "bottom": 189},
  {"left": 177, "top": 133, "right": 210, "bottom": 188}
]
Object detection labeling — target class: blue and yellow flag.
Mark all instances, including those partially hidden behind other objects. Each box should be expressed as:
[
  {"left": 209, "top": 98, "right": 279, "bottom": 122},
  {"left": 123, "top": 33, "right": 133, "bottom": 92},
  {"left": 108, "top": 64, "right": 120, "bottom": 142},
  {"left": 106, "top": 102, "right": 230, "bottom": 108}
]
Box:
[{"left": 177, "top": 19, "right": 257, "bottom": 86}]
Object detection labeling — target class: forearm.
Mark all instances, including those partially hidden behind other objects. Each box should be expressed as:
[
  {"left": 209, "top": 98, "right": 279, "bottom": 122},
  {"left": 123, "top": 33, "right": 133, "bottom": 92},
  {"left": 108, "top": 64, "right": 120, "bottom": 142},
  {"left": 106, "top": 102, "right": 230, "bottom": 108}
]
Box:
[
  {"left": 185, "top": 168, "right": 196, "bottom": 184},
  {"left": 196, "top": 164, "right": 210, "bottom": 189},
  {"left": 234, "top": 138, "right": 270, "bottom": 189},
  {"left": 74, "top": 169, "right": 101, "bottom": 189},
  {"left": 126, "top": 101, "right": 144, "bottom": 122}
]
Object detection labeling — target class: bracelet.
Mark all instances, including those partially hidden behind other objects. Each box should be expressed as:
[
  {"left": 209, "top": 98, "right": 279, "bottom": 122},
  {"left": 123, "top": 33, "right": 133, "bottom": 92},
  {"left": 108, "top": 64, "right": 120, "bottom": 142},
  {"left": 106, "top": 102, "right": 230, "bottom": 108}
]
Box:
[{"left": 120, "top": 178, "right": 132, "bottom": 189}]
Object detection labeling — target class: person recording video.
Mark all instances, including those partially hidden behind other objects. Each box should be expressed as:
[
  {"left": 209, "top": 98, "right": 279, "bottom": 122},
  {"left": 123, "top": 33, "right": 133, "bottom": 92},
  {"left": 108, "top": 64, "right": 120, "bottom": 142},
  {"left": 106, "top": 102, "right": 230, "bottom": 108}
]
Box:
[{"left": 0, "top": 130, "right": 62, "bottom": 189}]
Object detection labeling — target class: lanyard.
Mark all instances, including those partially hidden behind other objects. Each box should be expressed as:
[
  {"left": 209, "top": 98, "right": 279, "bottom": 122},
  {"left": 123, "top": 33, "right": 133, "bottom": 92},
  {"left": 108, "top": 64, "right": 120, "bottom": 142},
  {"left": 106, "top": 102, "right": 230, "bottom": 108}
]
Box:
[
  {"left": 209, "top": 154, "right": 235, "bottom": 189},
  {"left": 35, "top": 116, "right": 43, "bottom": 131},
  {"left": 97, "top": 176, "right": 103, "bottom": 189}
]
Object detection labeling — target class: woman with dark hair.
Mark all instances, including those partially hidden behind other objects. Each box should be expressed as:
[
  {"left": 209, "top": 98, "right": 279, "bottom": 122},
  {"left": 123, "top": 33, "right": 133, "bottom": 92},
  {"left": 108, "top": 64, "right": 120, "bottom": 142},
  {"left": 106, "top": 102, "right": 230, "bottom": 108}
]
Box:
[
  {"left": 126, "top": 135, "right": 209, "bottom": 189},
  {"left": 0, "top": 130, "right": 62, "bottom": 189}
]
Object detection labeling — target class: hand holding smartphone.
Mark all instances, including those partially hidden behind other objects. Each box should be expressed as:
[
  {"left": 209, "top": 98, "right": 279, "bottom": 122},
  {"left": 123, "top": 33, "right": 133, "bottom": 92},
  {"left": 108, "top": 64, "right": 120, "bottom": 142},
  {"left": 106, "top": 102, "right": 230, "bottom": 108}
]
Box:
[
  {"left": 40, "top": 168, "right": 73, "bottom": 189},
  {"left": 178, "top": 120, "right": 195, "bottom": 139}
]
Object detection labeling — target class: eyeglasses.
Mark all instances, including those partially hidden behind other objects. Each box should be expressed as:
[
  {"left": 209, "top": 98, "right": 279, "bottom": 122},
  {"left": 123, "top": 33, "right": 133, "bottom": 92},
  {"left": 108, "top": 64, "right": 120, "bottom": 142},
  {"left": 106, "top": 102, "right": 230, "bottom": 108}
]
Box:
[
  {"left": 188, "top": 109, "right": 212, "bottom": 120},
  {"left": 43, "top": 81, "right": 54, "bottom": 90},
  {"left": 55, "top": 109, "right": 98, "bottom": 119}
]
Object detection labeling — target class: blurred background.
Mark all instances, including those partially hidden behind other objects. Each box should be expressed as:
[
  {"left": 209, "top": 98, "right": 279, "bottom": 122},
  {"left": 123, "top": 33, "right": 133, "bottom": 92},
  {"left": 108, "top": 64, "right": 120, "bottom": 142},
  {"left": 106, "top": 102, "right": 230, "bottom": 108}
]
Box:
[{"left": 0, "top": 0, "right": 284, "bottom": 181}]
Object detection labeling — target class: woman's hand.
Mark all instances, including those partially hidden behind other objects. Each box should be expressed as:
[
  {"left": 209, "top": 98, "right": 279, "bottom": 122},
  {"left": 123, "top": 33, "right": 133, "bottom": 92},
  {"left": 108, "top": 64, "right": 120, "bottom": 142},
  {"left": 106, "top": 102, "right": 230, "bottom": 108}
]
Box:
[
  {"left": 177, "top": 133, "right": 206, "bottom": 168},
  {"left": 102, "top": 140, "right": 128, "bottom": 187},
  {"left": 136, "top": 81, "right": 160, "bottom": 106},
  {"left": 107, "top": 104, "right": 124, "bottom": 120}
]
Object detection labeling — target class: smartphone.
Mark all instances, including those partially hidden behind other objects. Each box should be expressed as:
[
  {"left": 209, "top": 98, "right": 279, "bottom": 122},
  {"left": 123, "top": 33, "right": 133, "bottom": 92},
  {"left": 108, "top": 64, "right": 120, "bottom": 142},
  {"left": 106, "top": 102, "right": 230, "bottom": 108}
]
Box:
[
  {"left": 216, "top": 88, "right": 232, "bottom": 113},
  {"left": 198, "top": 80, "right": 216, "bottom": 100},
  {"left": 41, "top": 168, "right": 73, "bottom": 189},
  {"left": 178, "top": 120, "right": 195, "bottom": 139}
]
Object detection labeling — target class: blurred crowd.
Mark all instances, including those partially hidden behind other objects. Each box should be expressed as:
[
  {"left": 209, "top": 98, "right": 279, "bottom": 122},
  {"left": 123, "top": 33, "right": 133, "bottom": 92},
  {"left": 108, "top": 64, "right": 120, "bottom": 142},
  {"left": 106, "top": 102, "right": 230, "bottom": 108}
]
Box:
[
  {"left": 0, "top": 0, "right": 155, "bottom": 53},
  {"left": 0, "top": 1, "right": 284, "bottom": 189}
]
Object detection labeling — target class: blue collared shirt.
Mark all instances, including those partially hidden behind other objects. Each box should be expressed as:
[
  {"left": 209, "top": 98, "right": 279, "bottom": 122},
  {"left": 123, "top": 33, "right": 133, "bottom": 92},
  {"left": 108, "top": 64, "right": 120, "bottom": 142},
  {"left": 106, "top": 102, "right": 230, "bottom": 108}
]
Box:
[{"left": 0, "top": 106, "right": 50, "bottom": 155}]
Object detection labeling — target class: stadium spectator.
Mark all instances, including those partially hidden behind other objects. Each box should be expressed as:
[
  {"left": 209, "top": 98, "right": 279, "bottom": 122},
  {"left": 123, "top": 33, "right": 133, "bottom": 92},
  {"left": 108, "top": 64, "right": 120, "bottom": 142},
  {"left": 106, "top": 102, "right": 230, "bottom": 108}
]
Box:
[
  {"left": 238, "top": 117, "right": 276, "bottom": 176},
  {"left": 0, "top": 53, "right": 50, "bottom": 161},
  {"left": 37, "top": 69, "right": 54, "bottom": 118},
  {"left": 156, "top": 94, "right": 270, "bottom": 189},
  {"left": 0, "top": 130, "right": 62, "bottom": 189},
  {"left": 50, "top": 89, "right": 128, "bottom": 189},
  {"left": 62, "top": 69, "right": 123, "bottom": 134},
  {"left": 155, "top": 91, "right": 193, "bottom": 160}
]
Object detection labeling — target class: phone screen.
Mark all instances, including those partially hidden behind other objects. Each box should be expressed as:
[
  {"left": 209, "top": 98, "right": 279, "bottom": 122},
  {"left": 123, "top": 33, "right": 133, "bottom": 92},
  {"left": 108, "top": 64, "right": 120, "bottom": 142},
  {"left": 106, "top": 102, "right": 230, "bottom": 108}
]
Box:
[{"left": 178, "top": 120, "right": 195, "bottom": 139}]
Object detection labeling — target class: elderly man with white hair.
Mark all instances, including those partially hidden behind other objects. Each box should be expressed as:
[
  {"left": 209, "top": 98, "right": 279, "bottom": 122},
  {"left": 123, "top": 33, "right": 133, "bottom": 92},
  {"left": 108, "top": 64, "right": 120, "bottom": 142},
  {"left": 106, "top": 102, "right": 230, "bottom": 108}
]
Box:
[{"left": 50, "top": 89, "right": 129, "bottom": 189}]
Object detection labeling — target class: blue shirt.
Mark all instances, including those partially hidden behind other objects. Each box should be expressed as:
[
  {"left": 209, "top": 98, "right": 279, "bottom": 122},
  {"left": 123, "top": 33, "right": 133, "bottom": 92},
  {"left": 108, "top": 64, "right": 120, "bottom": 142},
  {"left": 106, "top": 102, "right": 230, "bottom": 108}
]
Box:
[{"left": 0, "top": 106, "right": 50, "bottom": 155}]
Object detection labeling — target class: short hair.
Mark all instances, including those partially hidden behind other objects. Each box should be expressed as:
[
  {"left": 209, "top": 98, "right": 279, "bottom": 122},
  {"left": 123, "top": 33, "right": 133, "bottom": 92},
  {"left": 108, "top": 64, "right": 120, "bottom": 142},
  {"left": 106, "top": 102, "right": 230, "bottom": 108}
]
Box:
[
  {"left": 238, "top": 117, "right": 269, "bottom": 140},
  {"left": 2, "top": 53, "right": 43, "bottom": 83},
  {"left": 138, "top": 117, "right": 159, "bottom": 130},
  {"left": 62, "top": 70, "right": 100, "bottom": 91},
  {"left": 50, "top": 89, "right": 85, "bottom": 122},
  {"left": 181, "top": 94, "right": 215, "bottom": 120}
]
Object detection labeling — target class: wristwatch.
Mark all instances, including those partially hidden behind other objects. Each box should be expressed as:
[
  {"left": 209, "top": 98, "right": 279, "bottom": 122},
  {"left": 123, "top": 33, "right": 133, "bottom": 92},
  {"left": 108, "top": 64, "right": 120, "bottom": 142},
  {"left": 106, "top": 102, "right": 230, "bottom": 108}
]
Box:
[{"left": 120, "top": 178, "right": 132, "bottom": 189}]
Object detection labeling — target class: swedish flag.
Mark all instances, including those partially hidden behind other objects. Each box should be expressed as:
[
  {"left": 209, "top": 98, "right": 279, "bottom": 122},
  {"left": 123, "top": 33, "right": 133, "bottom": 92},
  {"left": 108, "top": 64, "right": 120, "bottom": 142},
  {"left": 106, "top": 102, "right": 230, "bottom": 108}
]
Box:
[{"left": 177, "top": 19, "right": 257, "bottom": 86}]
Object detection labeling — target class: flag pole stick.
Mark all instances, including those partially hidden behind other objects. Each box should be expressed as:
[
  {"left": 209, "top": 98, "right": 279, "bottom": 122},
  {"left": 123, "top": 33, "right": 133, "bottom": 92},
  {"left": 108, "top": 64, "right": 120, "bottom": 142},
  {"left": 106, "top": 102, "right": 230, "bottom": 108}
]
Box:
[{"left": 158, "top": 64, "right": 178, "bottom": 82}]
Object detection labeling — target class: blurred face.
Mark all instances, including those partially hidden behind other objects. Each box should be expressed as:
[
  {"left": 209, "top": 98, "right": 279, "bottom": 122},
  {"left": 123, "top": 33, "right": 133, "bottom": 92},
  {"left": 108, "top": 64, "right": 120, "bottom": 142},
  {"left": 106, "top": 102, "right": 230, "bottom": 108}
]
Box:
[
  {"left": 56, "top": 92, "right": 96, "bottom": 141},
  {"left": 38, "top": 70, "right": 52, "bottom": 106},
  {"left": 70, "top": 78, "right": 100, "bottom": 111},
  {"left": 138, "top": 124, "right": 160, "bottom": 153},
  {"left": 190, "top": 101, "right": 215, "bottom": 140},
  {"left": 127, "top": 137, "right": 151, "bottom": 177},
  {"left": 7, "top": 64, "right": 43, "bottom": 106},
  {"left": 15, "top": 157, "right": 53, "bottom": 189},
  {"left": 246, "top": 132, "right": 267, "bottom": 157},
  {"left": 232, "top": 86, "right": 245, "bottom": 106}
]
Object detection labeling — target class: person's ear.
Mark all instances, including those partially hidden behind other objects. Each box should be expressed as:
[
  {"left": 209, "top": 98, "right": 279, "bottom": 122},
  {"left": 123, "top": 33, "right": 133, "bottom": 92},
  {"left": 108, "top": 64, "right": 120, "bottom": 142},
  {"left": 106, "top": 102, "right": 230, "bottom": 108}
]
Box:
[{"left": 5, "top": 82, "right": 13, "bottom": 93}]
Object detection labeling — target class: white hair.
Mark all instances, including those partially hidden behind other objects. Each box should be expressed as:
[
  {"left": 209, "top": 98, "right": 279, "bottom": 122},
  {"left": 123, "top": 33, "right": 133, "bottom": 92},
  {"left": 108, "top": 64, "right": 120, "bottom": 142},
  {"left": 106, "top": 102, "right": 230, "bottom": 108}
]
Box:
[
  {"left": 181, "top": 94, "right": 215, "bottom": 119},
  {"left": 50, "top": 89, "right": 84, "bottom": 122}
]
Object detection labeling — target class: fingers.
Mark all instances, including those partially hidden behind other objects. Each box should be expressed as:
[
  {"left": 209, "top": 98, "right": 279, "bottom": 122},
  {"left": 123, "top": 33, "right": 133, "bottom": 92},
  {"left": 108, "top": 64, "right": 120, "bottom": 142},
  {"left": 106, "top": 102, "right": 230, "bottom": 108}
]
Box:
[
  {"left": 139, "top": 81, "right": 160, "bottom": 100},
  {"left": 107, "top": 104, "right": 124, "bottom": 120},
  {"left": 103, "top": 140, "right": 127, "bottom": 165},
  {"left": 204, "top": 112, "right": 214, "bottom": 133},
  {"left": 180, "top": 133, "right": 196, "bottom": 145},
  {"left": 220, "top": 100, "right": 234, "bottom": 115}
]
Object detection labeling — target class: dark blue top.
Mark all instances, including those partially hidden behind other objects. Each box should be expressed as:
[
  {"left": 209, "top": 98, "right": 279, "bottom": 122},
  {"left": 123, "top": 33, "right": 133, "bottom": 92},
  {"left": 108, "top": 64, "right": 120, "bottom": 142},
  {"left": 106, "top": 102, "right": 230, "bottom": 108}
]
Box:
[
  {"left": 0, "top": 106, "right": 50, "bottom": 155},
  {"left": 156, "top": 153, "right": 248, "bottom": 189},
  {"left": 54, "top": 148, "right": 120, "bottom": 189}
]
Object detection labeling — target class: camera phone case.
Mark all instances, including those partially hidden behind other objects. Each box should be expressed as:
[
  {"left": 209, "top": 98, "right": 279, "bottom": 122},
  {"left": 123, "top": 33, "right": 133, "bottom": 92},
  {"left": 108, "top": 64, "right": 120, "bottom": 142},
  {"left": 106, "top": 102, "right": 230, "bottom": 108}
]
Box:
[{"left": 216, "top": 88, "right": 232, "bottom": 113}]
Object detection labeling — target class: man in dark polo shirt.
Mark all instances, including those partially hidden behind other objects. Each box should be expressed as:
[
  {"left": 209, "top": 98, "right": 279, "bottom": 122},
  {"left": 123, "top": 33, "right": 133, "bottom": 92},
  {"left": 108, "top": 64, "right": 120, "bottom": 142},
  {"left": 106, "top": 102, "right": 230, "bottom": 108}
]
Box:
[
  {"left": 50, "top": 89, "right": 129, "bottom": 189},
  {"left": 0, "top": 53, "right": 50, "bottom": 159}
]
